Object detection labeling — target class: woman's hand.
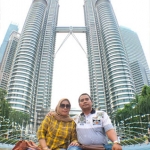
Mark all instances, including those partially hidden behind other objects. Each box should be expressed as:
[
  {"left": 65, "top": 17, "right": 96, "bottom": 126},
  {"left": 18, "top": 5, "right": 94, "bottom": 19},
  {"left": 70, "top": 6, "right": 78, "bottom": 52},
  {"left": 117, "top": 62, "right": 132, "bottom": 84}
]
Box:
[
  {"left": 42, "top": 147, "right": 51, "bottom": 150},
  {"left": 69, "top": 141, "right": 79, "bottom": 146}
]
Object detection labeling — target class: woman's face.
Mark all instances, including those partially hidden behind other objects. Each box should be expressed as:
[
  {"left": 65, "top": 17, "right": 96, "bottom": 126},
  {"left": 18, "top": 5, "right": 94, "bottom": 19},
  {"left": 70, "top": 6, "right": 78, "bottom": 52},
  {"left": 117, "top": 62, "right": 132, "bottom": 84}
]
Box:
[{"left": 59, "top": 100, "right": 71, "bottom": 116}]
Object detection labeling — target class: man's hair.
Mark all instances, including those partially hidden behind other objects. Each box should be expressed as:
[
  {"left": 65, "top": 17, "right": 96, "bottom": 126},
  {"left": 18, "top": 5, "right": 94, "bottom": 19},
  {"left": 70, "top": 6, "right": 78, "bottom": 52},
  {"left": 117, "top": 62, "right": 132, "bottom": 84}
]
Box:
[{"left": 78, "top": 93, "right": 92, "bottom": 102}]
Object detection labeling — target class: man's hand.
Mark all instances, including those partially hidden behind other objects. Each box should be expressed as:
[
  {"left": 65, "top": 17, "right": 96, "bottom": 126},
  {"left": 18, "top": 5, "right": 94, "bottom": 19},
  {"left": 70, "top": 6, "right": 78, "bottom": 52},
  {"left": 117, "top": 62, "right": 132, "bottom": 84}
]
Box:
[
  {"left": 46, "top": 111, "right": 53, "bottom": 116},
  {"left": 69, "top": 141, "right": 79, "bottom": 146},
  {"left": 112, "top": 143, "right": 122, "bottom": 150}
]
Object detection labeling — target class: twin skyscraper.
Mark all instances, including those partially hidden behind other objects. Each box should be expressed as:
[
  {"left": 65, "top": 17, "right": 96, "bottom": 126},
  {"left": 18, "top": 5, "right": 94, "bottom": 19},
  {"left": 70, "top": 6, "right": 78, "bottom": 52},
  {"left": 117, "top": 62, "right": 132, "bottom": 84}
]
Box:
[{"left": 0, "top": 0, "right": 149, "bottom": 129}]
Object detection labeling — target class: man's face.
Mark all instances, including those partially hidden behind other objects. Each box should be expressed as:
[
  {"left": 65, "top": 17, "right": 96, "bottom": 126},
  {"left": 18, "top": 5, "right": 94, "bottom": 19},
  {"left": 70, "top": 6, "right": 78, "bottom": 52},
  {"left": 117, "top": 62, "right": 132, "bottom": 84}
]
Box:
[{"left": 79, "top": 94, "right": 92, "bottom": 110}]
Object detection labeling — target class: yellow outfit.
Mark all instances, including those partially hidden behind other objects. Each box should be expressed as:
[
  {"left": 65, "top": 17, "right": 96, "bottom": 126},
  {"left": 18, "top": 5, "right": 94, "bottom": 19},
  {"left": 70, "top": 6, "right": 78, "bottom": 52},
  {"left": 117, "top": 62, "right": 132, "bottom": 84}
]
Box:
[{"left": 37, "top": 115, "right": 77, "bottom": 150}]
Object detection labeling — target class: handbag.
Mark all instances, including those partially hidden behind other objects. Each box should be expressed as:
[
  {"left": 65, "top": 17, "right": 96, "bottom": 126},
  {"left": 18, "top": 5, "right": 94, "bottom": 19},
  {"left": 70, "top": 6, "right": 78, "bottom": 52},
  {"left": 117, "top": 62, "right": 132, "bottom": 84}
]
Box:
[
  {"left": 79, "top": 144, "right": 105, "bottom": 150},
  {"left": 12, "top": 140, "right": 41, "bottom": 150}
]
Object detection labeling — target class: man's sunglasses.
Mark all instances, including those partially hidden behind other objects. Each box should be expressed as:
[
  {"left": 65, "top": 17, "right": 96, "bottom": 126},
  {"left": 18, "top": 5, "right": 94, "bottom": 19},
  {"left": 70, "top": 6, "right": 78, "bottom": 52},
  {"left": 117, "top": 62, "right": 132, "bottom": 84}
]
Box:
[{"left": 60, "top": 104, "right": 71, "bottom": 109}]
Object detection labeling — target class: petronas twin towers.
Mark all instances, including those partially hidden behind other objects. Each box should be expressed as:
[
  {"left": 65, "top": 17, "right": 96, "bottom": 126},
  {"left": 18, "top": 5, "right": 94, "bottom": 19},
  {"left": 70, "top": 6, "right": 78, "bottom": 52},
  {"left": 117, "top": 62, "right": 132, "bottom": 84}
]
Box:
[{"left": 7, "top": 0, "right": 135, "bottom": 125}]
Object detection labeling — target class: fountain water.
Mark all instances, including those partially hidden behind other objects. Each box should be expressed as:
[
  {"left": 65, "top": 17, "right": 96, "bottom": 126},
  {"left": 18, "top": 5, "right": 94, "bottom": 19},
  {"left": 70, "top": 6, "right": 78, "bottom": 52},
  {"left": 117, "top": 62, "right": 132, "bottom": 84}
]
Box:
[
  {"left": 0, "top": 116, "right": 37, "bottom": 149},
  {"left": 115, "top": 115, "right": 150, "bottom": 150},
  {"left": 1, "top": 115, "right": 150, "bottom": 149}
]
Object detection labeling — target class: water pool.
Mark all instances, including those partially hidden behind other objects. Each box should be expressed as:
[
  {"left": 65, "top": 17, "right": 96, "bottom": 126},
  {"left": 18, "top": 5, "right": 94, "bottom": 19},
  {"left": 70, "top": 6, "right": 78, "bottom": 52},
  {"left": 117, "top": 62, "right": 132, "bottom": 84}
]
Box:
[{"left": 123, "top": 143, "right": 150, "bottom": 150}]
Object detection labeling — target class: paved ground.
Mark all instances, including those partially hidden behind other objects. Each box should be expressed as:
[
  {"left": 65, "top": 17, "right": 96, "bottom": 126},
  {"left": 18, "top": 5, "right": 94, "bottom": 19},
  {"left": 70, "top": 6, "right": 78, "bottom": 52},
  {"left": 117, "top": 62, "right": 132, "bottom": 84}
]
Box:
[
  {"left": 123, "top": 143, "right": 150, "bottom": 150},
  {"left": 0, "top": 143, "right": 150, "bottom": 150},
  {"left": 0, "top": 143, "right": 14, "bottom": 150},
  {"left": 0, "top": 148, "right": 13, "bottom": 150}
]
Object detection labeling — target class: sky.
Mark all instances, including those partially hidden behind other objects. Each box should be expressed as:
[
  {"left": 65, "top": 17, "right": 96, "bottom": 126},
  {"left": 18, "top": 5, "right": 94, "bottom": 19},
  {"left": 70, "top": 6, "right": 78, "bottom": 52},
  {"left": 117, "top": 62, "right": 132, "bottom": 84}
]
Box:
[{"left": 0, "top": 0, "right": 150, "bottom": 109}]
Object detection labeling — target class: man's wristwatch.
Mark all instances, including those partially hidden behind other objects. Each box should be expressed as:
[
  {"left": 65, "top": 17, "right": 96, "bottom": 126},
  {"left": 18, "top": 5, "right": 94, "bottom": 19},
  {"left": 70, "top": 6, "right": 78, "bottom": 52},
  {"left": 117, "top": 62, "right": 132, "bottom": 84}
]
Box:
[{"left": 113, "top": 140, "right": 121, "bottom": 145}]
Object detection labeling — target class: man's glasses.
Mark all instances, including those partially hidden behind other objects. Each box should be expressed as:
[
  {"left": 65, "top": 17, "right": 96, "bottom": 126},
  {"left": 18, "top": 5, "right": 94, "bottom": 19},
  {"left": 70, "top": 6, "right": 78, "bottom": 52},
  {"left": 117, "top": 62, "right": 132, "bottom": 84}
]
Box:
[
  {"left": 79, "top": 98, "right": 89, "bottom": 102},
  {"left": 60, "top": 104, "right": 71, "bottom": 109}
]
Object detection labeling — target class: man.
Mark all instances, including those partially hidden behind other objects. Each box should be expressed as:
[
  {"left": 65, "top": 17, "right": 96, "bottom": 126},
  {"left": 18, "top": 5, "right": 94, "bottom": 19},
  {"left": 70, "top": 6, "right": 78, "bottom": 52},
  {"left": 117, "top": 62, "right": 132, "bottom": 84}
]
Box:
[{"left": 69, "top": 93, "right": 122, "bottom": 150}]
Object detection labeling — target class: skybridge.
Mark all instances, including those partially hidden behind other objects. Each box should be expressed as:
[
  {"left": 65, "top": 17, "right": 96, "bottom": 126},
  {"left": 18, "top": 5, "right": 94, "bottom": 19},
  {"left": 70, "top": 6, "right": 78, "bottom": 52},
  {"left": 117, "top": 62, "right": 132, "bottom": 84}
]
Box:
[
  {"left": 54, "top": 26, "right": 87, "bottom": 57},
  {"left": 56, "top": 26, "right": 87, "bottom": 33}
]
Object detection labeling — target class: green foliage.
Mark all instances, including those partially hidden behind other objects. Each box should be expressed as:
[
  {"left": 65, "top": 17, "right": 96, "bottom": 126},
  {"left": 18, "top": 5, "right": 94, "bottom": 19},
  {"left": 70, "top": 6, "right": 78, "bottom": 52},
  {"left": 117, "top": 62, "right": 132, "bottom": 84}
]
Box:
[
  {"left": 0, "top": 88, "right": 7, "bottom": 101},
  {"left": 114, "top": 85, "right": 150, "bottom": 139},
  {"left": 9, "top": 110, "right": 30, "bottom": 126},
  {"left": 0, "top": 99, "right": 12, "bottom": 118},
  {"left": 0, "top": 88, "right": 12, "bottom": 118},
  {"left": 0, "top": 88, "right": 30, "bottom": 128},
  {"left": 141, "top": 85, "right": 150, "bottom": 97},
  {"left": 115, "top": 85, "right": 150, "bottom": 124},
  {"left": 0, "top": 89, "right": 31, "bottom": 144}
]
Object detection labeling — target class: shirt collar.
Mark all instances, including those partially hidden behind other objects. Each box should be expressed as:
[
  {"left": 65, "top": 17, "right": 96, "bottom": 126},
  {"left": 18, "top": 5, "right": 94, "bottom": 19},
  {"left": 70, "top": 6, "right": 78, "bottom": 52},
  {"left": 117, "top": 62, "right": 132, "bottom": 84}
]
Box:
[{"left": 80, "top": 108, "right": 95, "bottom": 116}]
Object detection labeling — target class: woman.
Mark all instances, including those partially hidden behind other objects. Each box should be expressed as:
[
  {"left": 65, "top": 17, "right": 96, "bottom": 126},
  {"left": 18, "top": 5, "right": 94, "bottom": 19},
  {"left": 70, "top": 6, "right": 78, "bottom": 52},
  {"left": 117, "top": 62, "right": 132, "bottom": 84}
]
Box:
[{"left": 37, "top": 98, "right": 79, "bottom": 150}]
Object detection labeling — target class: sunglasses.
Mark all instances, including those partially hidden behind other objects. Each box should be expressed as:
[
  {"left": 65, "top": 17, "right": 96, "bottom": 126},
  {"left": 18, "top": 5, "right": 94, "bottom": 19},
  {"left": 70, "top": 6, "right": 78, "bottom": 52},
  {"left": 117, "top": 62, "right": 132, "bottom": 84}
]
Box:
[{"left": 60, "top": 104, "right": 71, "bottom": 109}]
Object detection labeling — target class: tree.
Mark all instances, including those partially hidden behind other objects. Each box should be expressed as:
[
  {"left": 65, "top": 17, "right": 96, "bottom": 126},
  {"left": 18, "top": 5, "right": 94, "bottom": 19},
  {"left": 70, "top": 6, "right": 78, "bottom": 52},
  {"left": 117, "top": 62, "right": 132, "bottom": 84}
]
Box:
[
  {"left": 0, "top": 88, "right": 7, "bottom": 101},
  {"left": 115, "top": 85, "right": 150, "bottom": 136},
  {"left": 0, "top": 100, "right": 12, "bottom": 118},
  {"left": 141, "top": 85, "right": 150, "bottom": 97},
  {"left": 9, "top": 109, "right": 30, "bottom": 127},
  {"left": 0, "top": 88, "right": 12, "bottom": 118},
  {"left": 0, "top": 88, "right": 30, "bottom": 134},
  {"left": 140, "top": 85, "right": 150, "bottom": 121}
]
